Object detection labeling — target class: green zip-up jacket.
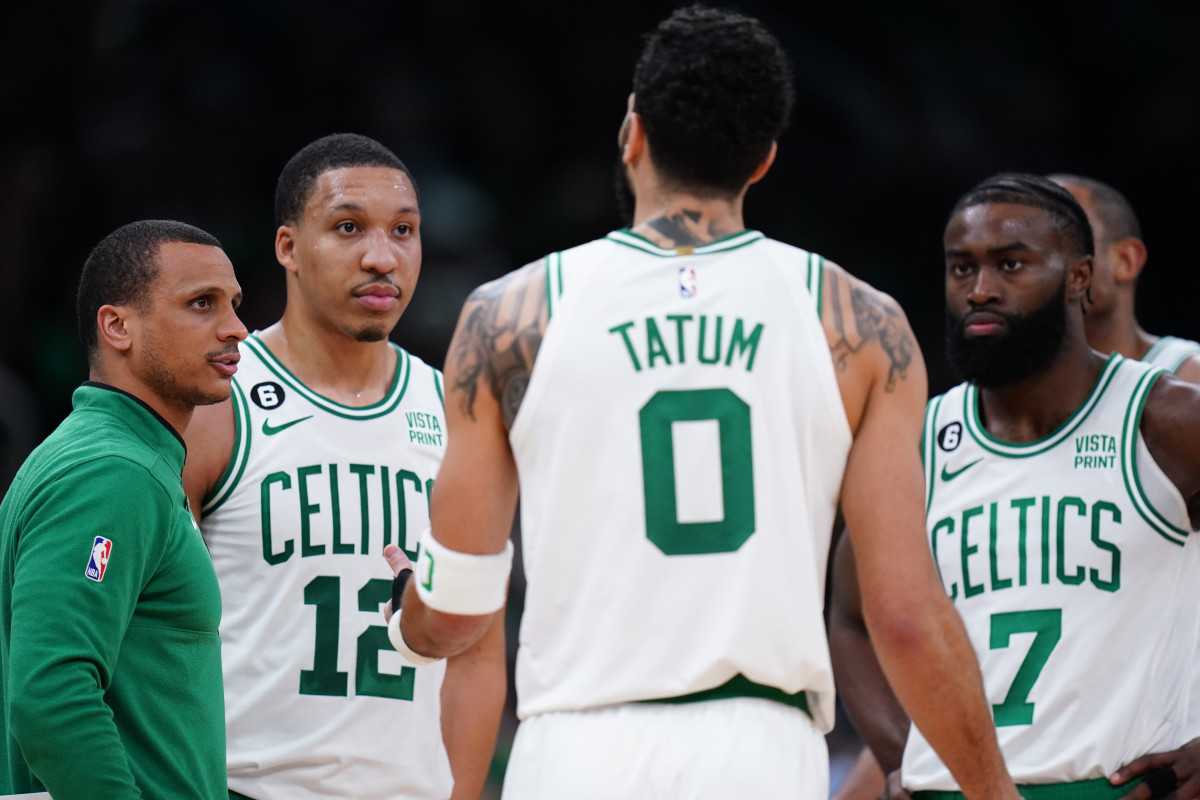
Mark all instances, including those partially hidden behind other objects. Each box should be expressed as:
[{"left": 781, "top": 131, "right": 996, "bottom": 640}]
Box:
[{"left": 0, "top": 382, "right": 225, "bottom": 799}]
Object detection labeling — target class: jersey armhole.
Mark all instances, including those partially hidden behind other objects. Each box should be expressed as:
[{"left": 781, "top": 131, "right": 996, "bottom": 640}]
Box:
[
  {"left": 1120, "top": 367, "right": 1191, "bottom": 546},
  {"left": 922, "top": 395, "right": 943, "bottom": 514},
  {"left": 202, "top": 379, "right": 252, "bottom": 517}
]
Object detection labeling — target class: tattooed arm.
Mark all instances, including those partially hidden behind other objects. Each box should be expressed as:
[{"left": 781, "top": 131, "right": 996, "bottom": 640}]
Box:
[
  {"left": 397, "top": 261, "right": 546, "bottom": 659},
  {"left": 823, "top": 263, "right": 1019, "bottom": 800}
]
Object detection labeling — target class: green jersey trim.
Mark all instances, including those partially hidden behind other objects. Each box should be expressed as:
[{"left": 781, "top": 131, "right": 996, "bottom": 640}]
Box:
[
  {"left": 605, "top": 228, "right": 764, "bottom": 257},
  {"left": 544, "top": 252, "right": 564, "bottom": 320},
  {"left": 914, "top": 776, "right": 1144, "bottom": 800},
  {"left": 1120, "top": 366, "right": 1188, "bottom": 545},
  {"left": 963, "top": 353, "right": 1121, "bottom": 458},
  {"left": 202, "top": 378, "right": 252, "bottom": 515},
  {"left": 638, "top": 673, "right": 810, "bottom": 717},
  {"left": 432, "top": 366, "right": 445, "bottom": 408},
  {"left": 242, "top": 334, "right": 412, "bottom": 419},
  {"left": 806, "top": 251, "right": 825, "bottom": 316},
  {"left": 923, "top": 394, "right": 944, "bottom": 513}
]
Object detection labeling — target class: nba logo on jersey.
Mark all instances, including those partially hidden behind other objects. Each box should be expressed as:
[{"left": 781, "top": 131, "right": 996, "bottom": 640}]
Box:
[
  {"left": 679, "top": 267, "right": 697, "bottom": 298},
  {"left": 85, "top": 536, "right": 112, "bottom": 582}
]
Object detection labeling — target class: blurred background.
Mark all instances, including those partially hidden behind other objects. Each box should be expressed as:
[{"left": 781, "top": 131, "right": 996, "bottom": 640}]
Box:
[{"left": 3, "top": 0, "right": 1198, "bottom": 794}]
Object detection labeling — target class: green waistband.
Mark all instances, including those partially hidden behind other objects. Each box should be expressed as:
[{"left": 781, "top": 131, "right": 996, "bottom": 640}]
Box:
[
  {"left": 914, "top": 776, "right": 1142, "bottom": 800},
  {"left": 639, "top": 673, "right": 810, "bottom": 717},
  {"left": 229, "top": 791, "right": 256, "bottom": 800}
]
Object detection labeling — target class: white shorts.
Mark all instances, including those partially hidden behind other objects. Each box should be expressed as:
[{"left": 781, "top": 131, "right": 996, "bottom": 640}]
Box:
[{"left": 501, "top": 697, "right": 828, "bottom": 800}]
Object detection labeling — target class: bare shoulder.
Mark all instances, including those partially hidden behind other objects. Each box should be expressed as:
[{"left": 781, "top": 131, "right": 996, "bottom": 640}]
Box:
[
  {"left": 1141, "top": 373, "right": 1200, "bottom": 520},
  {"left": 445, "top": 260, "right": 549, "bottom": 430},
  {"left": 819, "top": 262, "right": 920, "bottom": 395},
  {"left": 182, "top": 398, "right": 236, "bottom": 518}
]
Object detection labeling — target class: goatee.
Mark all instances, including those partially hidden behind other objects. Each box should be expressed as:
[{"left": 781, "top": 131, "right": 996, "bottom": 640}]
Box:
[{"left": 945, "top": 281, "right": 1068, "bottom": 389}]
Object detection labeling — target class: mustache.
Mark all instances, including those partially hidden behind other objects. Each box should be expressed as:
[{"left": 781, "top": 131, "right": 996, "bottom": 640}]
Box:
[
  {"left": 206, "top": 343, "right": 241, "bottom": 360},
  {"left": 352, "top": 278, "right": 400, "bottom": 293}
]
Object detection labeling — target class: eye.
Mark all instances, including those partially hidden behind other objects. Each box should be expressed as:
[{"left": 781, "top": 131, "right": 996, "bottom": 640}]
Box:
[
  {"left": 190, "top": 296, "right": 213, "bottom": 310},
  {"left": 395, "top": 222, "right": 414, "bottom": 236},
  {"left": 1000, "top": 258, "right": 1022, "bottom": 271},
  {"left": 948, "top": 261, "right": 973, "bottom": 277},
  {"left": 336, "top": 221, "right": 358, "bottom": 234}
]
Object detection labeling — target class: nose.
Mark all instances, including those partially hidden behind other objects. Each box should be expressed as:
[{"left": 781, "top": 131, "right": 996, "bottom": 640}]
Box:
[
  {"left": 967, "top": 265, "right": 1001, "bottom": 306},
  {"left": 361, "top": 228, "right": 399, "bottom": 275},
  {"left": 220, "top": 304, "right": 249, "bottom": 343}
]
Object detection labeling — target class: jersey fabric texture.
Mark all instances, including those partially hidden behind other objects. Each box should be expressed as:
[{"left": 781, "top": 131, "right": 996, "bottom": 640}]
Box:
[
  {"left": 1142, "top": 335, "right": 1200, "bottom": 374},
  {"left": 201, "top": 334, "right": 452, "bottom": 800},
  {"left": 0, "top": 383, "right": 225, "bottom": 799},
  {"left": 902, "top": 355, "right": 1197, "bottom": 790},
  {"left": 508, "top": 229, "right": 852, "bottom": 734}
]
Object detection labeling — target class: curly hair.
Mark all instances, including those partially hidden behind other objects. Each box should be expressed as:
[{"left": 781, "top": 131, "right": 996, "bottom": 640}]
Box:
[
  {"left": 950, "top": 172, "right": 1094, "bottom": 258},
  {"left": 77, "top": 219, "right": 222, "bottom": 357},
  {"left": 632, "top": 5, "right": 793, "bottom": 197},
  {"left": 274, "top": 133, "right": 418, "bottom": 227}
]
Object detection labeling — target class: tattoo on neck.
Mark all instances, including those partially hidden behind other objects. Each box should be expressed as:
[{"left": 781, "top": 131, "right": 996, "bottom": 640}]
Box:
[{"left": 641, "top": 210, "right": 737, "bottom": 248}]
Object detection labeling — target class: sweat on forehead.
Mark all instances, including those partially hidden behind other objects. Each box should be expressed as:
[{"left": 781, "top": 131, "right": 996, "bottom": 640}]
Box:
[{"left": 949, "top": 173, "right": 1094, "bottom": 258}]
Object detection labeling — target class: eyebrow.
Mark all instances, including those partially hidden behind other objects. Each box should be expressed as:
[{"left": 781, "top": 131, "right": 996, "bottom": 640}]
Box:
[
  {"left": 329, "top": 203, "right": 420, "bottom": 215},
  {"left": 190, "top": 286, "right": 243, "bottom": 303},
  {"left": 945, "top": 242, "right": 1034, "bottom": 258}
]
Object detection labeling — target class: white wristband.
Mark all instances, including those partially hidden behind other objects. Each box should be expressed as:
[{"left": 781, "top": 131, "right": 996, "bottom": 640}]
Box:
[
  {"left": 414, "top": 527, "right": 513, "bottom": 615},
  {"left": 386, "top": 608, "right": 440, "bottom": 666}
]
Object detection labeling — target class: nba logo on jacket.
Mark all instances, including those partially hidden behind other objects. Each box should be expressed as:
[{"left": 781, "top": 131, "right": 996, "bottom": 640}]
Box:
[{"left": 86, "top": 536, "right": 112, "bottom": 582}]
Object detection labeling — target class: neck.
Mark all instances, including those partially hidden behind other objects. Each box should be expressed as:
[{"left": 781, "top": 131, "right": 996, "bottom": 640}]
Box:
[
  {"left": 262, "top": 314, "right": 397, "bottom": 406},
  {"left": 629, "top": 190, "right": 747, "bottom": 249},
  {"left": 88, "top": 367, "right": 193, "bottom": 437},
  {"left": 1083, "top": 293, "right": 1156, "bottom": 361},
  {"left": 975, "top": 331, "right": 1107, "bottom": 444}
]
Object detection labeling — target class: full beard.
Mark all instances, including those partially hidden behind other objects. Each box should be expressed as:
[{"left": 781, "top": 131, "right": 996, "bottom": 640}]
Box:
[{"left": 945, "top": 281, "right": 1068, "bottom": 389}]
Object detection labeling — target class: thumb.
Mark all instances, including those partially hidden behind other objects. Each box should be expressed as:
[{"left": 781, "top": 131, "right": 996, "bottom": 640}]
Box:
[{"left": 382, "top": 543, "right": 413, "bottom": 577}]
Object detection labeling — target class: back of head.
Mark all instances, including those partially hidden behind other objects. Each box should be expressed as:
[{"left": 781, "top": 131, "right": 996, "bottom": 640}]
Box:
[
  {"left": 1046, "top": 173, "right": 1142, "bottom": 246},
  {"left": 274, "top": 133, "right": 417, "bottom": 227},
  {"left": 632, "top": 4, "right": 793, "bottom": 197},
  {"left": 76, "top": 220, "right": 222, "bottom": 362},
  {"left": 950, "top": 172, "right": 1094, "bottom": 258}
]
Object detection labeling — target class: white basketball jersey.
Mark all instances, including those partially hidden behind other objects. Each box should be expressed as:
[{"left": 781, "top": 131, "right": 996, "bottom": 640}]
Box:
[
  {"left": 902, "top": 355, "right": 1197, "bottom": 790},
  {"left": 508, "top": 230, "right": 853, "bottom": 731},
  {"left": 1143, "top": 335, "right": 1200, "bottom": 374},
  {"left": 201, "top": 333, "right": 452, "bottom": 800}
]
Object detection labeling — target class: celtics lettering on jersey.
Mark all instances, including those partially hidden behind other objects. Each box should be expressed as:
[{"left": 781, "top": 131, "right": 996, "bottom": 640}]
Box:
[{"left": 260, "top": 462, "right": 435, "bottom": 565}]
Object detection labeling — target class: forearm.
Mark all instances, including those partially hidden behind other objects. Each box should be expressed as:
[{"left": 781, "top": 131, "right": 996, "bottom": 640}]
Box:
[
  {"left": 868, "top": 591, "right": 1014, "bottom": 800},
  {"left": 442, "top": 612, "right": 507, "bottom": 800},
  {"left": 400, "top": 582, "right": 494, "bottom": 659},
  {"left": 829, "top": 619, "right": 910, "bottom": 773}
]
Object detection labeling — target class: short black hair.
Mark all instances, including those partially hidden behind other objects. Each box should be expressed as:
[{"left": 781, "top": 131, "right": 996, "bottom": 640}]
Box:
[
  {"left": 274, "top": 133, "right": 418, "bottom": 227},
  {"left": 950, "top": 172, "right": 1094, "bottom": 258},
  {"left": 632, "top": 5, "right": 793, "bottom": 197},
  {"left": 1047, "top": 173, "right": 1142, "bottom": 245},
  {"left": 76, "top": 219, "right": 222, "bottom": 356}
]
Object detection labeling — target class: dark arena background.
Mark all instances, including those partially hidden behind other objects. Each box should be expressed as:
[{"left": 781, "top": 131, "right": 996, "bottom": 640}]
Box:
[{"left": 2, "top": 1, "right": 1198, "bottom": 794}]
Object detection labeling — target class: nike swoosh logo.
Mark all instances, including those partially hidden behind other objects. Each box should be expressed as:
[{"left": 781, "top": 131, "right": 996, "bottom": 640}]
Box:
[
  {"left": 941, "top": 458, "right": 983, "bottom": 482},
  {"left": 262, "top": 415, "right": 313, "bottom": 436}
]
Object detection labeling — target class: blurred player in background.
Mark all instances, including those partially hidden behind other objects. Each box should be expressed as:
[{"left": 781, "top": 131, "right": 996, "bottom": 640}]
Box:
[
  {"left": 184, "top": 133, "right": 504, "bottom": 800},
  {"left": 385, "top": 6, "right": 1019, "bottom": 800},
  {"left": 2, "top": 220, "right": 245, "bottom": 799}
]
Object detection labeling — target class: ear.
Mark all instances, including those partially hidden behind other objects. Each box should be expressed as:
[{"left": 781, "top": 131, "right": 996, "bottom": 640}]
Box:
[
  {"left": 1109, "top": 237, "right": 1148, "bottom": 285},
  {"left": 276, "top": 225, "right": 298, "bottom": 273},
  {"left": 620, "top": 106, "right": 646, "bottom": 167},
  {"left": 746, "top": 142, "right": 778, "bottom": 186},
  {"left": 96, "top": 304, "right": 135, "bottom": 353},
  {"left": 1066, "top": 254, "right": 1093, "bottom": 302}
]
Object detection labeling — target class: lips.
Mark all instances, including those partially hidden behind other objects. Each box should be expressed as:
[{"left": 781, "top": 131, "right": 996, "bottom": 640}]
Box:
[
  {"left": 354, "top": 283, "right": 400, "bottom": 311},
  {"left": 962, "top": 310, "right": 1008, "bottom": 337},
  {"left": 210, "top": 352, "right": 240, "bottom": 377}
]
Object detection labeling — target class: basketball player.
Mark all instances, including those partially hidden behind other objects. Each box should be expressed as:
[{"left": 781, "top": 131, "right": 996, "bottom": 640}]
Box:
[
  {"left": 382, "top": 7, "right": 1019, "bottom": 800},
  {"left": 2, "top": 220, "right": 246, "bottom": 798},
  {"left": 832, "top": 173, "right": 1200, "bottom": 800},
  {"left": 1048, "top": 175, "right": 1200, "bottom": 800},
  {"left": 183, "top": 134, "right": 504, "bottom": 800}
]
